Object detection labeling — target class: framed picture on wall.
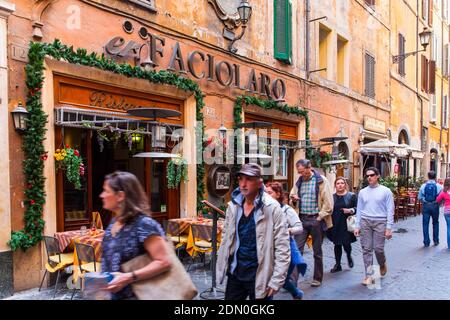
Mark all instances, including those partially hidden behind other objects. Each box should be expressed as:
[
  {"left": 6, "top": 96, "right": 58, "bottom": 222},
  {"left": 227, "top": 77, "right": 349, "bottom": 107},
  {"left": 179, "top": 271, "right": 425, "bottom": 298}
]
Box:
[{"left": 216, "top": 172, "right": 231, "bottom": 190}]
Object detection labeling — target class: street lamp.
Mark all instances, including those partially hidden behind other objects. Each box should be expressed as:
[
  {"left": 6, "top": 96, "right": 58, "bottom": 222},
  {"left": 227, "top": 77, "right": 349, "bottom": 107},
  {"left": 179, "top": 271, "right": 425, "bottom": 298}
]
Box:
[
  {"left": 419, "top": 27, "right": 432, "bottom": 49},
  {"left": 11, "top": 101, "right": 29, "bottom": 133},
  {"left": 237, "top": 0, "right": 252, "bottom": 24},
  {"left": 393, "top": 27, "right": 432, "bottom": 64},
  {"left": 228, "top": 0, "right": 253, "bottom": 53}
]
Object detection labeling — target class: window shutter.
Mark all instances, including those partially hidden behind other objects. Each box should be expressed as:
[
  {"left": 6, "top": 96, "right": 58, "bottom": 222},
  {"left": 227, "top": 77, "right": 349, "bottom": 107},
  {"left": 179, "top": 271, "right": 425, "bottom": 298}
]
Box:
[
  {"left": 442, "top": 96, "right": 448, "bottom": 128},
  {"left": 429, "top": 60, "right": 436, "bottom": 93},
  {"left": 398, "top": 34, "right": 406, "bottom": 76},
  {"left": 365, "top": 53, "right": 375, "bottom": 98},
  {"left": 429, "top": 0, "right": 433, "bottom": 26},
  {"left": 431, "top": 94, "right": 437, "bottom": 122},
  {"left": 421, "top": 55, "right": 427, "bottom": 91},
  {"left": 274, "top": 0, "right": 292, "bottom": 64},
  {"left": 444, "top": 43, "right": 449, "bottom": 77},
  {"left": 423, "top": 0, "right": 427, "bottom": 19}
]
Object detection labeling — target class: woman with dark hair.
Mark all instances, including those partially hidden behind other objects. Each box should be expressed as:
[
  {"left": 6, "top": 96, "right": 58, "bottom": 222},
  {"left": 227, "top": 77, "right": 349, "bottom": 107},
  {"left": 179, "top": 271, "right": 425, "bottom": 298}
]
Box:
[
  {"left": 328, "top": 177, "right": 357, "bottom": 273},
  {"left": 100, "top": 171, "right": 172, "bottom": 300},
  {"left": 436, "top": 178, "right": 450, "bottom": 249},
  {"left": 266, "top": 182, "right": 306, "bottom": 300}
]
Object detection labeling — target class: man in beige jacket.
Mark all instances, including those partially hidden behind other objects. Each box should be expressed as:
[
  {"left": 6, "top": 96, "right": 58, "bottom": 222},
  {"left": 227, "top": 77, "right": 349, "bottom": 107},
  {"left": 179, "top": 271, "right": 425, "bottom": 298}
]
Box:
[
  {"left": 216, "top": 163, "right": 290, "bottom": 300},
  {"left": 289, "top": 159, "right": 333, "bottom": 287}
]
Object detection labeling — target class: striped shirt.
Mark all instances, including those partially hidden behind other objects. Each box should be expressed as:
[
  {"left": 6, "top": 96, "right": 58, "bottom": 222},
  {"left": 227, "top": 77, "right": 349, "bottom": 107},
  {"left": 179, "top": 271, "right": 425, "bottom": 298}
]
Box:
[{"left": 299, "top": 175, "right": 319, "bottom": 215}]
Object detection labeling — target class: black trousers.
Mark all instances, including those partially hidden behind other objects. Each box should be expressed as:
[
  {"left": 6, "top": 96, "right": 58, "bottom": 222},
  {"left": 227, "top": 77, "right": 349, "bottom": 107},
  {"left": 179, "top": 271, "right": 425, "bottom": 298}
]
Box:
[
  {"left": 225, "top": 274, "right": 256, "bottom": 300},
  {"left": 225, "top": 274, "right": 273, "bottom": 300}
]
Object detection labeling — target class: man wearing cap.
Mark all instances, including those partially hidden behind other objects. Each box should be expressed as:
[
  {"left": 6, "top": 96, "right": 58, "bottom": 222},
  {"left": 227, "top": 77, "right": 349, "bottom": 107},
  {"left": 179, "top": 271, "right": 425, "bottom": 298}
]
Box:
[
  {"left": 216, "top": 163, "right": 290, "bottom": 300},
  {"left": 289, "top": 159, "right": 333, "bottom": 287}
]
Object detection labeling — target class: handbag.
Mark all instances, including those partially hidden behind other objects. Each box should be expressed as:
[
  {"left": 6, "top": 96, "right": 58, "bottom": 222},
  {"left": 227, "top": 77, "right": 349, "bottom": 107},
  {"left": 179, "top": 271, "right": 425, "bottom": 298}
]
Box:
[
  {"left": 121, "top": 240, "right": 198, "bottom": 300},
  {"left": 346, "top": 215, "right": 356, "bottom": 233}
]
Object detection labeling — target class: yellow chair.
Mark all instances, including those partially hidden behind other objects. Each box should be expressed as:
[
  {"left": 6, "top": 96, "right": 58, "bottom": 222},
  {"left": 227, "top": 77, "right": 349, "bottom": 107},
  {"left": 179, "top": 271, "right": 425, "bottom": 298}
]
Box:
[
  {"left": 40, "top": 236, "right": 74, "bottom": 299},
  {"left": 187, "top": 224, "right": 218, "bottom": 271},
  {"left": 72, "top": 242, "right": 101, "bottom": 299},
  {"left": 92, "top": 211, "right": 103, "bottom": 230}
]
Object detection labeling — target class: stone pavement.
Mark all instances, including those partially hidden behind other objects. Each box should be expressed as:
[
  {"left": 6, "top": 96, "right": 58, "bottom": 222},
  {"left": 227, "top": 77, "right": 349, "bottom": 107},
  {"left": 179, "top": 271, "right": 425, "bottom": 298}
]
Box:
[{"left": 3, "top": 214, "right": 450, "bottom": 300}]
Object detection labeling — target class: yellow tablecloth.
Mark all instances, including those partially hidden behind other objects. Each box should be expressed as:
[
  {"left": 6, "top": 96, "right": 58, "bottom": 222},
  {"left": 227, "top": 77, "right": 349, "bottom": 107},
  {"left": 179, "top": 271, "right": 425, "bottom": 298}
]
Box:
[{"left": 168, "top": 218, "right": 224, "bottom": 256}]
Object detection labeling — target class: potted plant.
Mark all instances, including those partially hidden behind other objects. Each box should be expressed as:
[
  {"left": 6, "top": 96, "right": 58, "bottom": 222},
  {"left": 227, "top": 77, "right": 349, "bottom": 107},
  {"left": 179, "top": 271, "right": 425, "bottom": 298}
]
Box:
[{"left": 167, "top": 156, "right": 188, "bottom": 189}]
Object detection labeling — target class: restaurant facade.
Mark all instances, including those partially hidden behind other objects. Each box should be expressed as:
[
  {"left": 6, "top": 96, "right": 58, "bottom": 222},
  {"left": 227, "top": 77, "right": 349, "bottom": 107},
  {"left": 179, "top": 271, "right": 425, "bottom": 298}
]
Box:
[{"left": 1, "top": 0, "right": 404, "bottom": 296}]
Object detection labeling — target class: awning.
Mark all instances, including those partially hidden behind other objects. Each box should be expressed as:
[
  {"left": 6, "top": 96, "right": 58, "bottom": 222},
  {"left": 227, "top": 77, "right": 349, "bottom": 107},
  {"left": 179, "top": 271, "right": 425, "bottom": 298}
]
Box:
[
  {"left": 54, "top": 106, "right": 183, "bottom": 135},
  {"left": 359, "top": 138, "right": 407, "bottom": 157}
]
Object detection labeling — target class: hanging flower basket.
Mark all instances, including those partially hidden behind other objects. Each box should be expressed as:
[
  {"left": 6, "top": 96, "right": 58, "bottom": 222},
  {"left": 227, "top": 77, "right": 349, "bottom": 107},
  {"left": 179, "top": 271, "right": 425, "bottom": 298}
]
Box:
[
  {"left": 309, "top": 149, "right": 333, "bottom": 171},
  {"left": 167, "top": 157, "right": 188, "bottom": 189},
  {"left": 54, "top": 145, "right": 85, "bottom": 189}
]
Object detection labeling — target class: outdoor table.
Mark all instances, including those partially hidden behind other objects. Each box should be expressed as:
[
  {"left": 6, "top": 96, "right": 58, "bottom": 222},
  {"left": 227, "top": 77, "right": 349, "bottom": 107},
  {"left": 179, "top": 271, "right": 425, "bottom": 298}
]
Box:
[
  {"left": 54, "top": 229, "right": 105, "bottom": 283},
  {"left": 72, "top": 230, "right": 105, "bottom": 282},
  {"left": 168, "top": 218, "right": 224, "bottom": 256}
]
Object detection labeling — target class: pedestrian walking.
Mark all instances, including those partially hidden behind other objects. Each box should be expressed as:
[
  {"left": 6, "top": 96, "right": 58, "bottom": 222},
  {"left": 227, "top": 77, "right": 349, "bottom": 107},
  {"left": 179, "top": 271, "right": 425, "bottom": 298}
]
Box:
[
  {"left": 216, "top": 163, "right": 290, "bottom": 300},
  {"left": 266, "top": 182, "right": 306, "bottom": 300},
  {"left": 418, "top": 171, "right": 443, "bottom": 247},
  {"left": 354, "top": 167, "right": 394, "bottom": 286},
  {"left": 289, "top": 159, "right": 333, "bottom": 287},
  {"left": 327, "top": 177, "right": 357, "bottom": 273},
  {"left": 435, "top": 177, "right": 450, "bottom": 249},
  {"left": 100, "top": 171, "right": 172, "bottom": 300}
]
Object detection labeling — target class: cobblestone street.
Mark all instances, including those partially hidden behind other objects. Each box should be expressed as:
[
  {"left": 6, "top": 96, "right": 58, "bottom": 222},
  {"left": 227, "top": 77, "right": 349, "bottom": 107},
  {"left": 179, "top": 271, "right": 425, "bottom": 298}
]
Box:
[{"left": 4, "top": 214, "right": 450, "bottom": 300}]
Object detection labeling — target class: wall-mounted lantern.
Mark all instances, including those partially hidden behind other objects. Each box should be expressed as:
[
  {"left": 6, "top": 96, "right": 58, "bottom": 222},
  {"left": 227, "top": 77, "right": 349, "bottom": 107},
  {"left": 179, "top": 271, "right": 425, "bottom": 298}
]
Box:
[{"left": 11, "top": 101, "right": 29, "bottom": 133}]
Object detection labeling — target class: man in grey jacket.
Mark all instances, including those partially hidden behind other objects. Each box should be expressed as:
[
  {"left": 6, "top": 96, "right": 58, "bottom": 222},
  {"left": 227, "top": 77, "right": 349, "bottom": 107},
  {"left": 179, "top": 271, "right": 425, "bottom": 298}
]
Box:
[
  {"left": 216, "top": 163, "right": 290, "bottom": 300},
  {"left": 354, "top": 167, "right": 394, "bottom": 286}
]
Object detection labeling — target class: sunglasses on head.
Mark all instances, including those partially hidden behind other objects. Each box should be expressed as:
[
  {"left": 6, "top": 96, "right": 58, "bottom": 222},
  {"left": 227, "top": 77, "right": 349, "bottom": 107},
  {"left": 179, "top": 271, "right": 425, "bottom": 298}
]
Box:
[{"left": 366, "top": 173, "right": 376, "bottom": 178}]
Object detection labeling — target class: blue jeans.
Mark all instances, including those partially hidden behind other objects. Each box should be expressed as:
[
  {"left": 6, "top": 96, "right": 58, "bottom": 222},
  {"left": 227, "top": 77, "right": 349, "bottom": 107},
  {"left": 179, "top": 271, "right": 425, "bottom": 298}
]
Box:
[
  {"left": 422, "top": 203, "right": 440, "bottom": 246},
  {"left": 445, "top": 214, "right": 450, "bottom": 248},
  {"left": 283, "top": 263, "right": 303, "bottom": 298}
]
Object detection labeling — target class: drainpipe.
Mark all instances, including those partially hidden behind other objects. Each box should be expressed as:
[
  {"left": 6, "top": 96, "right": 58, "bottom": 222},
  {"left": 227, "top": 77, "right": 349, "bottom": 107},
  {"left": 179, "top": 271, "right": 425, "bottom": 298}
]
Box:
[
  {"left": 305, "top": 0, "right": 310, "bottom": 77},
  {"left": 417, "top": 0, "right": 425, "bottom": 177}
]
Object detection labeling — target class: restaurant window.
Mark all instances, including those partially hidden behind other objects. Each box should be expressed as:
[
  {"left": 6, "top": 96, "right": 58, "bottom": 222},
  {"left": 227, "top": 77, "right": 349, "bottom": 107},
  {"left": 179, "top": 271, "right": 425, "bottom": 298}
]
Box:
[{"left": 60, "top": 128, "right": 89, "bottom": 228}]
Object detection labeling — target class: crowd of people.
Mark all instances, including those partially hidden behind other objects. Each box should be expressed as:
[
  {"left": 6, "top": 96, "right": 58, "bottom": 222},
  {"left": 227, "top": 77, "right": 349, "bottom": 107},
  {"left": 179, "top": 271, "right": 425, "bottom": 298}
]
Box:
[
  {"left": 217, "top": 161, "right": 395, "bottom": 300},
  {"left": 92, "top": 162, "right": 449, "bottom": 300}
]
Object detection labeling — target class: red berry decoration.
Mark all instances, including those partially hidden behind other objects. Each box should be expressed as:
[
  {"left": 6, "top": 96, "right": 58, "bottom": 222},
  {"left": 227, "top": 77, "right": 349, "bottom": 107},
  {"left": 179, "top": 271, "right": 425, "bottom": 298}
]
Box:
[
  {"left": 74, "top": 150, "right": 80, "bottom": 157},
  {"left": 30, "top": 200, "right": 35, "bottom": 205}
]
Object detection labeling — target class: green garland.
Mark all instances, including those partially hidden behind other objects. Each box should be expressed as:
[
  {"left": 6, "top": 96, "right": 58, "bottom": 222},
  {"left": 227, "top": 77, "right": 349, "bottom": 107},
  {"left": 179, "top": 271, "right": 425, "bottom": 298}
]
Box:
[
  {"left": 232, "top": 95, "right": 311, "bottom": 187},
  {"left": 9, "top": 39, "right": 206, "bottom": 251}
]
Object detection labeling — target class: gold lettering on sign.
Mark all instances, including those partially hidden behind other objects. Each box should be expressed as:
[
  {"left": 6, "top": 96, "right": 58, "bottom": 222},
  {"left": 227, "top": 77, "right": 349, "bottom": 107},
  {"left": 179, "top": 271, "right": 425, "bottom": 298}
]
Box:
[
  {"left": 364, "top": 116, "right": 386, "bottom": 134},
  {"left": 89, "top": 90, "right": 137, "bottom": 111}
]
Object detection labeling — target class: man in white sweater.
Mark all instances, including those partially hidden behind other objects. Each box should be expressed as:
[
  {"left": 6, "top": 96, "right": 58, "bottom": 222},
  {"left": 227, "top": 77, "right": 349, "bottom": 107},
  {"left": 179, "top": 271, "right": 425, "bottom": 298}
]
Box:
[{"left": 354, "top": 167, "right": 394, "bottom": 286}]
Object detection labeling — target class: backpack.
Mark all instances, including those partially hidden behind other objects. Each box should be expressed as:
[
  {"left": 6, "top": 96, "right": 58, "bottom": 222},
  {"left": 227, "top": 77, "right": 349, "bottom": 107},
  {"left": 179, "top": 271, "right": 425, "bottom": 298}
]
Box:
[{"left": 424, "top": 183, "right": 438, "bottom": 202}]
